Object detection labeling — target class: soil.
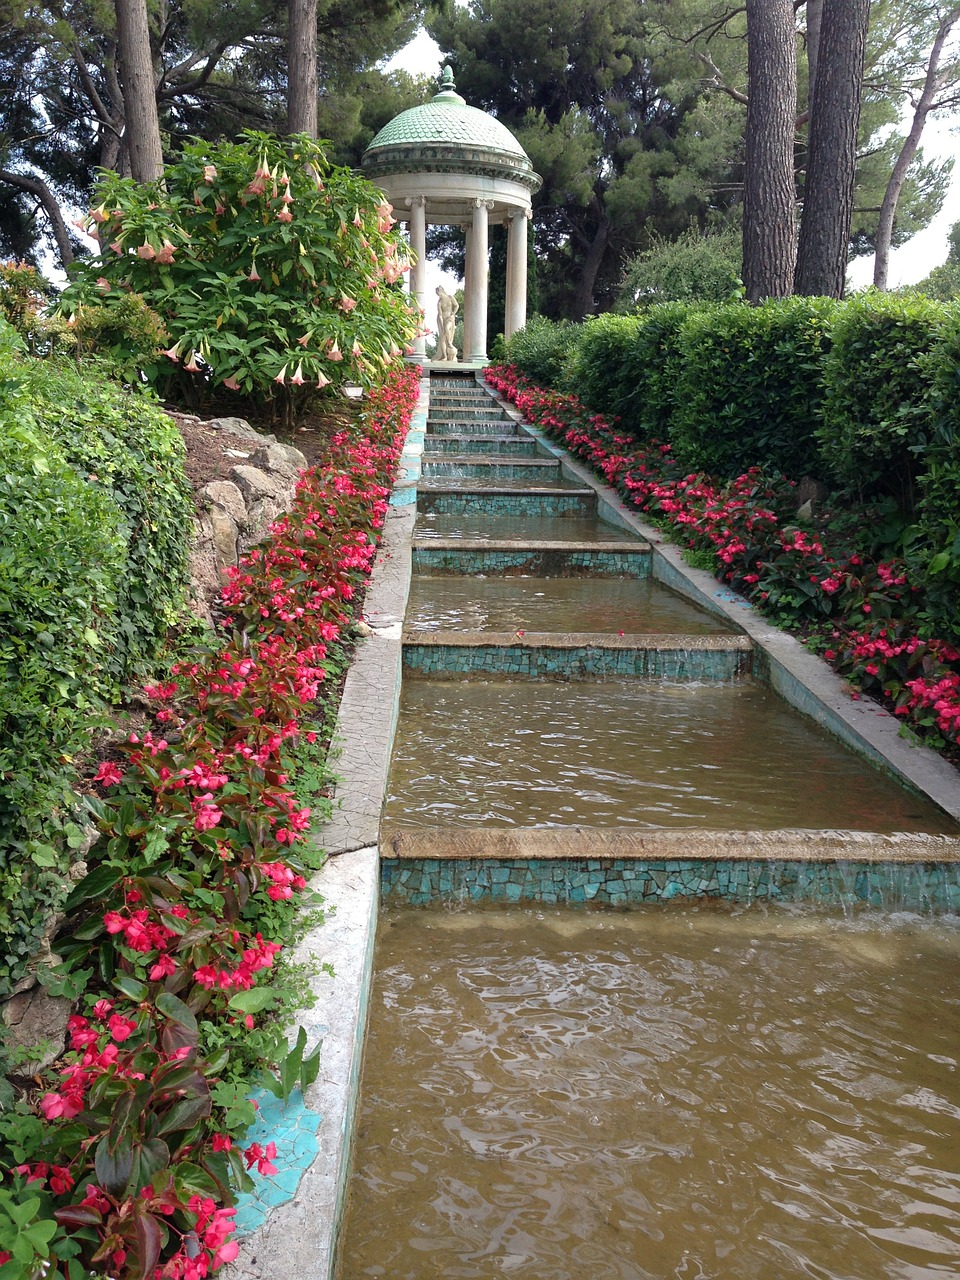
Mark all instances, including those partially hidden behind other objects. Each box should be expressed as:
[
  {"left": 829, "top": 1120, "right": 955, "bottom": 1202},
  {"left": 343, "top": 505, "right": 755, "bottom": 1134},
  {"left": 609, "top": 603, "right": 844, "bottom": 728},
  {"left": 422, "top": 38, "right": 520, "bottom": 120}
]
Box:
[{"left": 164, "top": 398, "right": 362, "bottom": 496}]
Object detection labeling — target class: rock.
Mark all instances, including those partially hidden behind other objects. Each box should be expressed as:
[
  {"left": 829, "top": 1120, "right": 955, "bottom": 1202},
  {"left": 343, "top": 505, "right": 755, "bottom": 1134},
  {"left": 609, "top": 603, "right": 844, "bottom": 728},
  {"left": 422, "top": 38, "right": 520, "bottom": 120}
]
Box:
[
  {"left": 2, "top": 986, "right": 72, "bottom": 1073},
  {"left": 796, "top": 499, "right": 816, "bottom": 525},
  {"left": 209, "top": 506, "right": 241, "bottom": 570},
  {"left": 202, "top": 480, "right": 248, "bottom": 527},
  {"left": 796, "top": 476, "right": 830, "bottom": 512},
  {"left": 249, "top": 442, "right": 309, "bottom": 479},
  {"left": 230, "top": 465, "right": 283, "bottom": 503},
  {"left": 208, "top": 416, "right": 277, "bottom": 443}
]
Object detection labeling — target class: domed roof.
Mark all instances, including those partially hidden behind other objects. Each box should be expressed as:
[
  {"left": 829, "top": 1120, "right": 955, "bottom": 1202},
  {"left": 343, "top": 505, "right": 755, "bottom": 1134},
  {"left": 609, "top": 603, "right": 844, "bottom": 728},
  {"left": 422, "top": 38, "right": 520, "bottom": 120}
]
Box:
[{"left": 362, "top": 67, "right": 541, "bottom": 193}]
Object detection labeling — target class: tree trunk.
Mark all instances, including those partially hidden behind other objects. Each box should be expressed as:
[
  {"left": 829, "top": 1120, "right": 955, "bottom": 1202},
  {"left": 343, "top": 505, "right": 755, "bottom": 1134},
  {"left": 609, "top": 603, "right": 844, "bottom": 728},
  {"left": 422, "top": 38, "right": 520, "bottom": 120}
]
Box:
[
  {"left": 114, "top": 0, "right": 163, "bottom": 182},
  {"left": 287, "top": 0, "right": 318, "bottom": 137},
  {"left": 873, "top": 8, "right": 960, "bottom": 289},
  {"left": 794, "top": 0, "right": 870, "bottom": 298},
  {"left": 572, "top": 214, "right": 610, "bottom": 320},
  {"left": 806, "top": 0, "right": 823, "bottom": 104},
  {"left": 0, "top": 170, "right": 76, "bottom": 268},
  {"left": 742, "top": 0, "right": 798, "bottom": 303}
]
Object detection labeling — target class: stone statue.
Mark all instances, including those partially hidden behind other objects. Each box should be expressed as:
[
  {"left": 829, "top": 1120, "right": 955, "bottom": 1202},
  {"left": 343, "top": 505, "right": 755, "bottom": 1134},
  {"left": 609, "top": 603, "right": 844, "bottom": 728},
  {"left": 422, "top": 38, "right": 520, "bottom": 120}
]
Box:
[{"left": 435, "top": 285, "right": 459, "bottom": 362}]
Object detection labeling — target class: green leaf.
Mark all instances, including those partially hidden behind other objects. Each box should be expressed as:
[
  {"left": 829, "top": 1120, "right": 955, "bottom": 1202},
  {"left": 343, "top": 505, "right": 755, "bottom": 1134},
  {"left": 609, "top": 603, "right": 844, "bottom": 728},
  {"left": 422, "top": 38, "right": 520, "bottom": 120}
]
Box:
[
  {"left": 155, "top": 992, "right": 198, "bottom": 1033},
  {"left": 114, "top": 973, "right": 148, "bottom": 1002},
  {"left": 228, "top": 986, "right": 279, "bottom": 1014}
]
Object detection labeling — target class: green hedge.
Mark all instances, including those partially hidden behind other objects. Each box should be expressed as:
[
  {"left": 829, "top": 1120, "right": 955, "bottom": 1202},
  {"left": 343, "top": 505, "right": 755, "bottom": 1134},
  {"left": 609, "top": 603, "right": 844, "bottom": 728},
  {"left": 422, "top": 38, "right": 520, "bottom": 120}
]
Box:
[
  {"left": 562, "top": 314, "right": 640, "bottom": 420},
  {"left": 623, "top": 302, "right": 704, "bottom": 443},
  {"left": 670, "top": 297, "right": 837, "bottom": 480},
  {"left": 817, "top": 293, "right": 953, "bottom": 506},
  {"left": 502, "top": 315, "right": 580, "bottom": 389},
  {"left": 0, "top": 338, "right": 193, "bottom": 992}
]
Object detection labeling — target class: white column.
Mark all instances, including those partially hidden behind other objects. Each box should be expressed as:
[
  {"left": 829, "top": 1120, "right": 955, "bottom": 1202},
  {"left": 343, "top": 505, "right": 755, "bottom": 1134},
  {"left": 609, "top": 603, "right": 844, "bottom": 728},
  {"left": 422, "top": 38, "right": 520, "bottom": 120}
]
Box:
[
  {"left": 461, "top": 224, "right": 475, "bottom": 365},
  {"left": 408, "top": 196, "right": 427, "bottom": 362},
  {"left": 505, "top": 209, "right": 529, "bottom": 341},
  {"left": 465, "top": 199, "right": 490, "bottom": 365}
]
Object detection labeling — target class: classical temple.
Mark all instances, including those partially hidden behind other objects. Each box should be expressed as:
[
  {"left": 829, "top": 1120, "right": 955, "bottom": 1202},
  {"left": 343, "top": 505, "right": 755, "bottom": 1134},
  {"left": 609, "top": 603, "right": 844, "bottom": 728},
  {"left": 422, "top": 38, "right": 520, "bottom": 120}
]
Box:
[{"left": 362, "top": 67, "right": 542, "bottom": 365}]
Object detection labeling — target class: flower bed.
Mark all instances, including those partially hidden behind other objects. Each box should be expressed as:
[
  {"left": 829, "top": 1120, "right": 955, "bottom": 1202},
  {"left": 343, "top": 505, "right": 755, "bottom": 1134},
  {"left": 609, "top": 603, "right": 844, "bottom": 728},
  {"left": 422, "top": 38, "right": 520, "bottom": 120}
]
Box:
[
  {"left": 0, "top": 363, "right": 421, "bottom": 1279},
  {"left": 486, "top": 364, "right": 960, "bottom": 759}
]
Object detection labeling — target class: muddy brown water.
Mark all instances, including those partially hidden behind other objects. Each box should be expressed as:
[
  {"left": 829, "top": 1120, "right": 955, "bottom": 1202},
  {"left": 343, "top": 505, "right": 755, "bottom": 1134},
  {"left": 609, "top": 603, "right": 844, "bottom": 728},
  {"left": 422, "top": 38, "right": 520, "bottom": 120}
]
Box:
[
  {"left": 337, "top": 906, "right": 960, "bottom": 1280},
  {"left": 405, "top": 577, "right": 732, "bottom": 636},
  {"left": 383, "top": 679, "right": 955, "bottom": 834}
]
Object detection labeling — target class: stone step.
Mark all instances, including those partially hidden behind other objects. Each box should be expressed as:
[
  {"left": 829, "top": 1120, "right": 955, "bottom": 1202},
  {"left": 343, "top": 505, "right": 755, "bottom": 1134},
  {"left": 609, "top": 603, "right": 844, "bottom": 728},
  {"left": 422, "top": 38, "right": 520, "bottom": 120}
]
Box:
[
  {"left": 401, "top": 630, "right": 754, "bottom": 681},
  {"left": 428, "top": 421, "right": 520, "bottom": 437},
  {"left": 428, "top": 410, "right": 511, "bottom": 423},
  {"left": 411, "top": 537, "right": 652, "bottom": 577},
  {"left": 424, "top": 436, "right": 538, "bottom": 456},
  {"left": 422, "top": 458, "right": 561, "bottom": 480},
  {"left": 417, "top": 486, "right": 597, "bottom": 519}
]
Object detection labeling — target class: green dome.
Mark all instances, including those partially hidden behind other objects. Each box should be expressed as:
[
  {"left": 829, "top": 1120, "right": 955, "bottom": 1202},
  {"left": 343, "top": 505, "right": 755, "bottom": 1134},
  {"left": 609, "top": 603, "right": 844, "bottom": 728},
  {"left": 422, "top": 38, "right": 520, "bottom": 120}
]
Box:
[{"left": 362, "top": 67, "right": 540, "bottom": 192}]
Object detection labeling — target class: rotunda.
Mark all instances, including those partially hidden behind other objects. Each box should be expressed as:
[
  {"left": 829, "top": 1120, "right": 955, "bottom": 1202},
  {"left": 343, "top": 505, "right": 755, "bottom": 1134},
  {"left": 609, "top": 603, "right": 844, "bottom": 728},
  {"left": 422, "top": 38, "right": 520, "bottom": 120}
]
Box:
[{"left": 362, "top": 66, "right": 542, "bottom": 364}]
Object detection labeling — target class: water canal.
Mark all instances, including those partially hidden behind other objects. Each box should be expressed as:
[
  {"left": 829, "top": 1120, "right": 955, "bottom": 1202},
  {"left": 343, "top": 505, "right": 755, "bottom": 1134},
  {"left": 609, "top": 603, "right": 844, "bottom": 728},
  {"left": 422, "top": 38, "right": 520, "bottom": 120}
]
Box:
[{"left": 333, "top": 371, "right": 960, "bottom": 1278}]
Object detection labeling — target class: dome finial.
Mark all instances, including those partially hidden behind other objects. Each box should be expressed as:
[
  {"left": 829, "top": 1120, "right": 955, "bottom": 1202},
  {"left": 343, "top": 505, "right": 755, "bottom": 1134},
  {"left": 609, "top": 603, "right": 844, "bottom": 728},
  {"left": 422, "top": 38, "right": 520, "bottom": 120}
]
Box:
[{"left": 439, "top": 65, "right": 456, "bottom": 93}]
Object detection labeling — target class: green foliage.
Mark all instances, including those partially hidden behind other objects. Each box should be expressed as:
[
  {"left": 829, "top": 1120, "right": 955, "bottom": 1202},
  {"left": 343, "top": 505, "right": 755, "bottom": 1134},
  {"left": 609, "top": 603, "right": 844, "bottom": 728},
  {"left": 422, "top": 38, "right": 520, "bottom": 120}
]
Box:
[
  {"left": 562, "top": 314, "right": 641, "bottom": 419},
  {"left": 671, "top": 298, "right": 837, "bottom": 479},
  {"left": 68, "top": 290, "right": 170, "bottom": 381},
  {"left": 61, "top": 132, "right": 417, "bottom": 417},
  {"left": 623, "top": 301, "right": 703, "bottom": 444},
  {"left": 502, "top": 315, "right": 580, "bottom": 388},
  {"left": 913, "top": 259, "right": 960, "bottom": 302},
  {"left": 817, "top": 292, "right": 952, "bottom": 504},
  {"left": 0, "top": 352, "right": 192, "bottom": 993},
  {"left": 911, "top": 312, "right": 960, "bottom": 638},
  {"left": 616, "top": 226, "right": 743, "bottom": 310},
  {"left": 0, "top": 260, "right": 72, "bottom": 354}
]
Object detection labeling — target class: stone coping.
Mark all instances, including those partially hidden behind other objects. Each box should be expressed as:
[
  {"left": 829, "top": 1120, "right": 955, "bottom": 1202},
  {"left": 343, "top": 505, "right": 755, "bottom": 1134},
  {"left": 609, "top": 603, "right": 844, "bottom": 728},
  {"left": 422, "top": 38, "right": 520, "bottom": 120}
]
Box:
[
  {"left": 480, "top": 374, "right": 960, "bottom": 828},
  {"left": 401, "top": 629, "right": 753, "bottom": 651},
  {"left": 381, "top": 826, "right": 960, "bottom": 864}
]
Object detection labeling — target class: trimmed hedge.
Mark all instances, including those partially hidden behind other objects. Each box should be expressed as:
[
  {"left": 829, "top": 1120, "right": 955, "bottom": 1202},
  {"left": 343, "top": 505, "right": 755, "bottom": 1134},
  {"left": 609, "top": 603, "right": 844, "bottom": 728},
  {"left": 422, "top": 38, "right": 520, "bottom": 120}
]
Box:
[
  {"left": 817, "top": 293, "right": 953, "bottom": 506},
  {"left": 0, "top": 339, "right": 193, "bottom": 992},
  {"left": 670, "top": 297, "right": 837, "bottom": 480},
  {"left": 501, "top": 315, "right": 580, "bottom": 389}
]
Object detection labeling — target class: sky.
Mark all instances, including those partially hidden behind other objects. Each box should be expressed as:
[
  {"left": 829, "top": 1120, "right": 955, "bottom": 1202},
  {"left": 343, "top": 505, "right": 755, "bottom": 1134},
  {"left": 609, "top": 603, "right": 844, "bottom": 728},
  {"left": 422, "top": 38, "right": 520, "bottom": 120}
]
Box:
[{"left": 386, "top": 29, "right": 960, "bottom": 295}]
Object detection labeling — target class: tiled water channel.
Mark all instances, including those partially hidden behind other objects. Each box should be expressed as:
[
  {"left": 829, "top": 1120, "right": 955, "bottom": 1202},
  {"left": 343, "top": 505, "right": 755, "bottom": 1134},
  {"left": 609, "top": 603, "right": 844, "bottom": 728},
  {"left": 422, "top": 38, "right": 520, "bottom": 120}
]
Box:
[{"left": 387, "top": 370, "right": 959, "bottom": 877}]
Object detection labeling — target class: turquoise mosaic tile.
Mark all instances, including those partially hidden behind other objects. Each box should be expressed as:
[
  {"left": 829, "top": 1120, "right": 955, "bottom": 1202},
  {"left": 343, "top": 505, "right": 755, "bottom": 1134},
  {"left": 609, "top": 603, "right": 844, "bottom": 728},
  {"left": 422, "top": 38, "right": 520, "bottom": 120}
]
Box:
[
  {"left": 403, "top": 643, "right": 750, "bottom": 680},
  {"left": 233, "top": 1088, "right": 323, "bottom": 1236},
  {"left": 417, "top": 492, "right": 596, "bottom": 518},
  {"left": 411, "top": 547, "right": 651, "bottom": 576},
  {"left": 380, "top": 857, "right": 960, "bottom": 912}
]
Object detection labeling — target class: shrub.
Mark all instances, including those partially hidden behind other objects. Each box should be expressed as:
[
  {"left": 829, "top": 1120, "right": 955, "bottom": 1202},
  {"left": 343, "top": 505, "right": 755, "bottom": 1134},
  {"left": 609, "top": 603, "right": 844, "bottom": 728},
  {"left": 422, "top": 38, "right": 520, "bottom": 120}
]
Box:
[
  {"left": 562, "top": 314, "right": 640, "bottom": 419},
  {"left": 502, "top": 314, "right": 580, "bottom": 388},
  {"left": 817, "top": 292, "right": 952, "bottom": 506},
  {"left": 0, "top": 377, "right": 125, "bottom": 988},
  {"left": 0, "top": 350, "right": 192, "bottom": 992},
  {"left": 617, "top": 301, "right": 704, "bottom": 444},
  {"left": 61, "top": 131, "right": 418, "bottom": 418},
  {"left": 670, "top": 297, "right": 837, "bottom": 479},
  {"left": 616, "top": 225, "right": 743, "bottom": 311}
]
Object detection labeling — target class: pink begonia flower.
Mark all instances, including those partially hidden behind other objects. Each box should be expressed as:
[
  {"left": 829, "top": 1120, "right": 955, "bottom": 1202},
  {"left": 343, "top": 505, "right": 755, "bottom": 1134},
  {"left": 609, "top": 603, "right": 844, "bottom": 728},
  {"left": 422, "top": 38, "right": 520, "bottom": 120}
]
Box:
[
  {"left": 193, "top": 802, "right": 223, "bottom": 831},
  {"left": 289, "top": 363, "right": 305, "bottom": 386},
  {"left": 108, "top": 1014, "right": 137, "bottom": 1042},
  {"left": 136, "top": 242, "right": 156, "bottom": 260},
  {"left": 93, "top": 761, "right": 122, "bottom": 786},
  {"left": 203, "top": 164, "right": 217, "bottom": 183},
  {"left": 274, "top": 365, "right": 288, "bottom": 385},
  {"left": 223, "top": 375, "right": 241, "bottom": 391},
  {"left": 315, "top": 371, "right": 330, "bottom": 389},
  {"left": 276, "top": 207, "right": 293, "bottom": 223}
]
